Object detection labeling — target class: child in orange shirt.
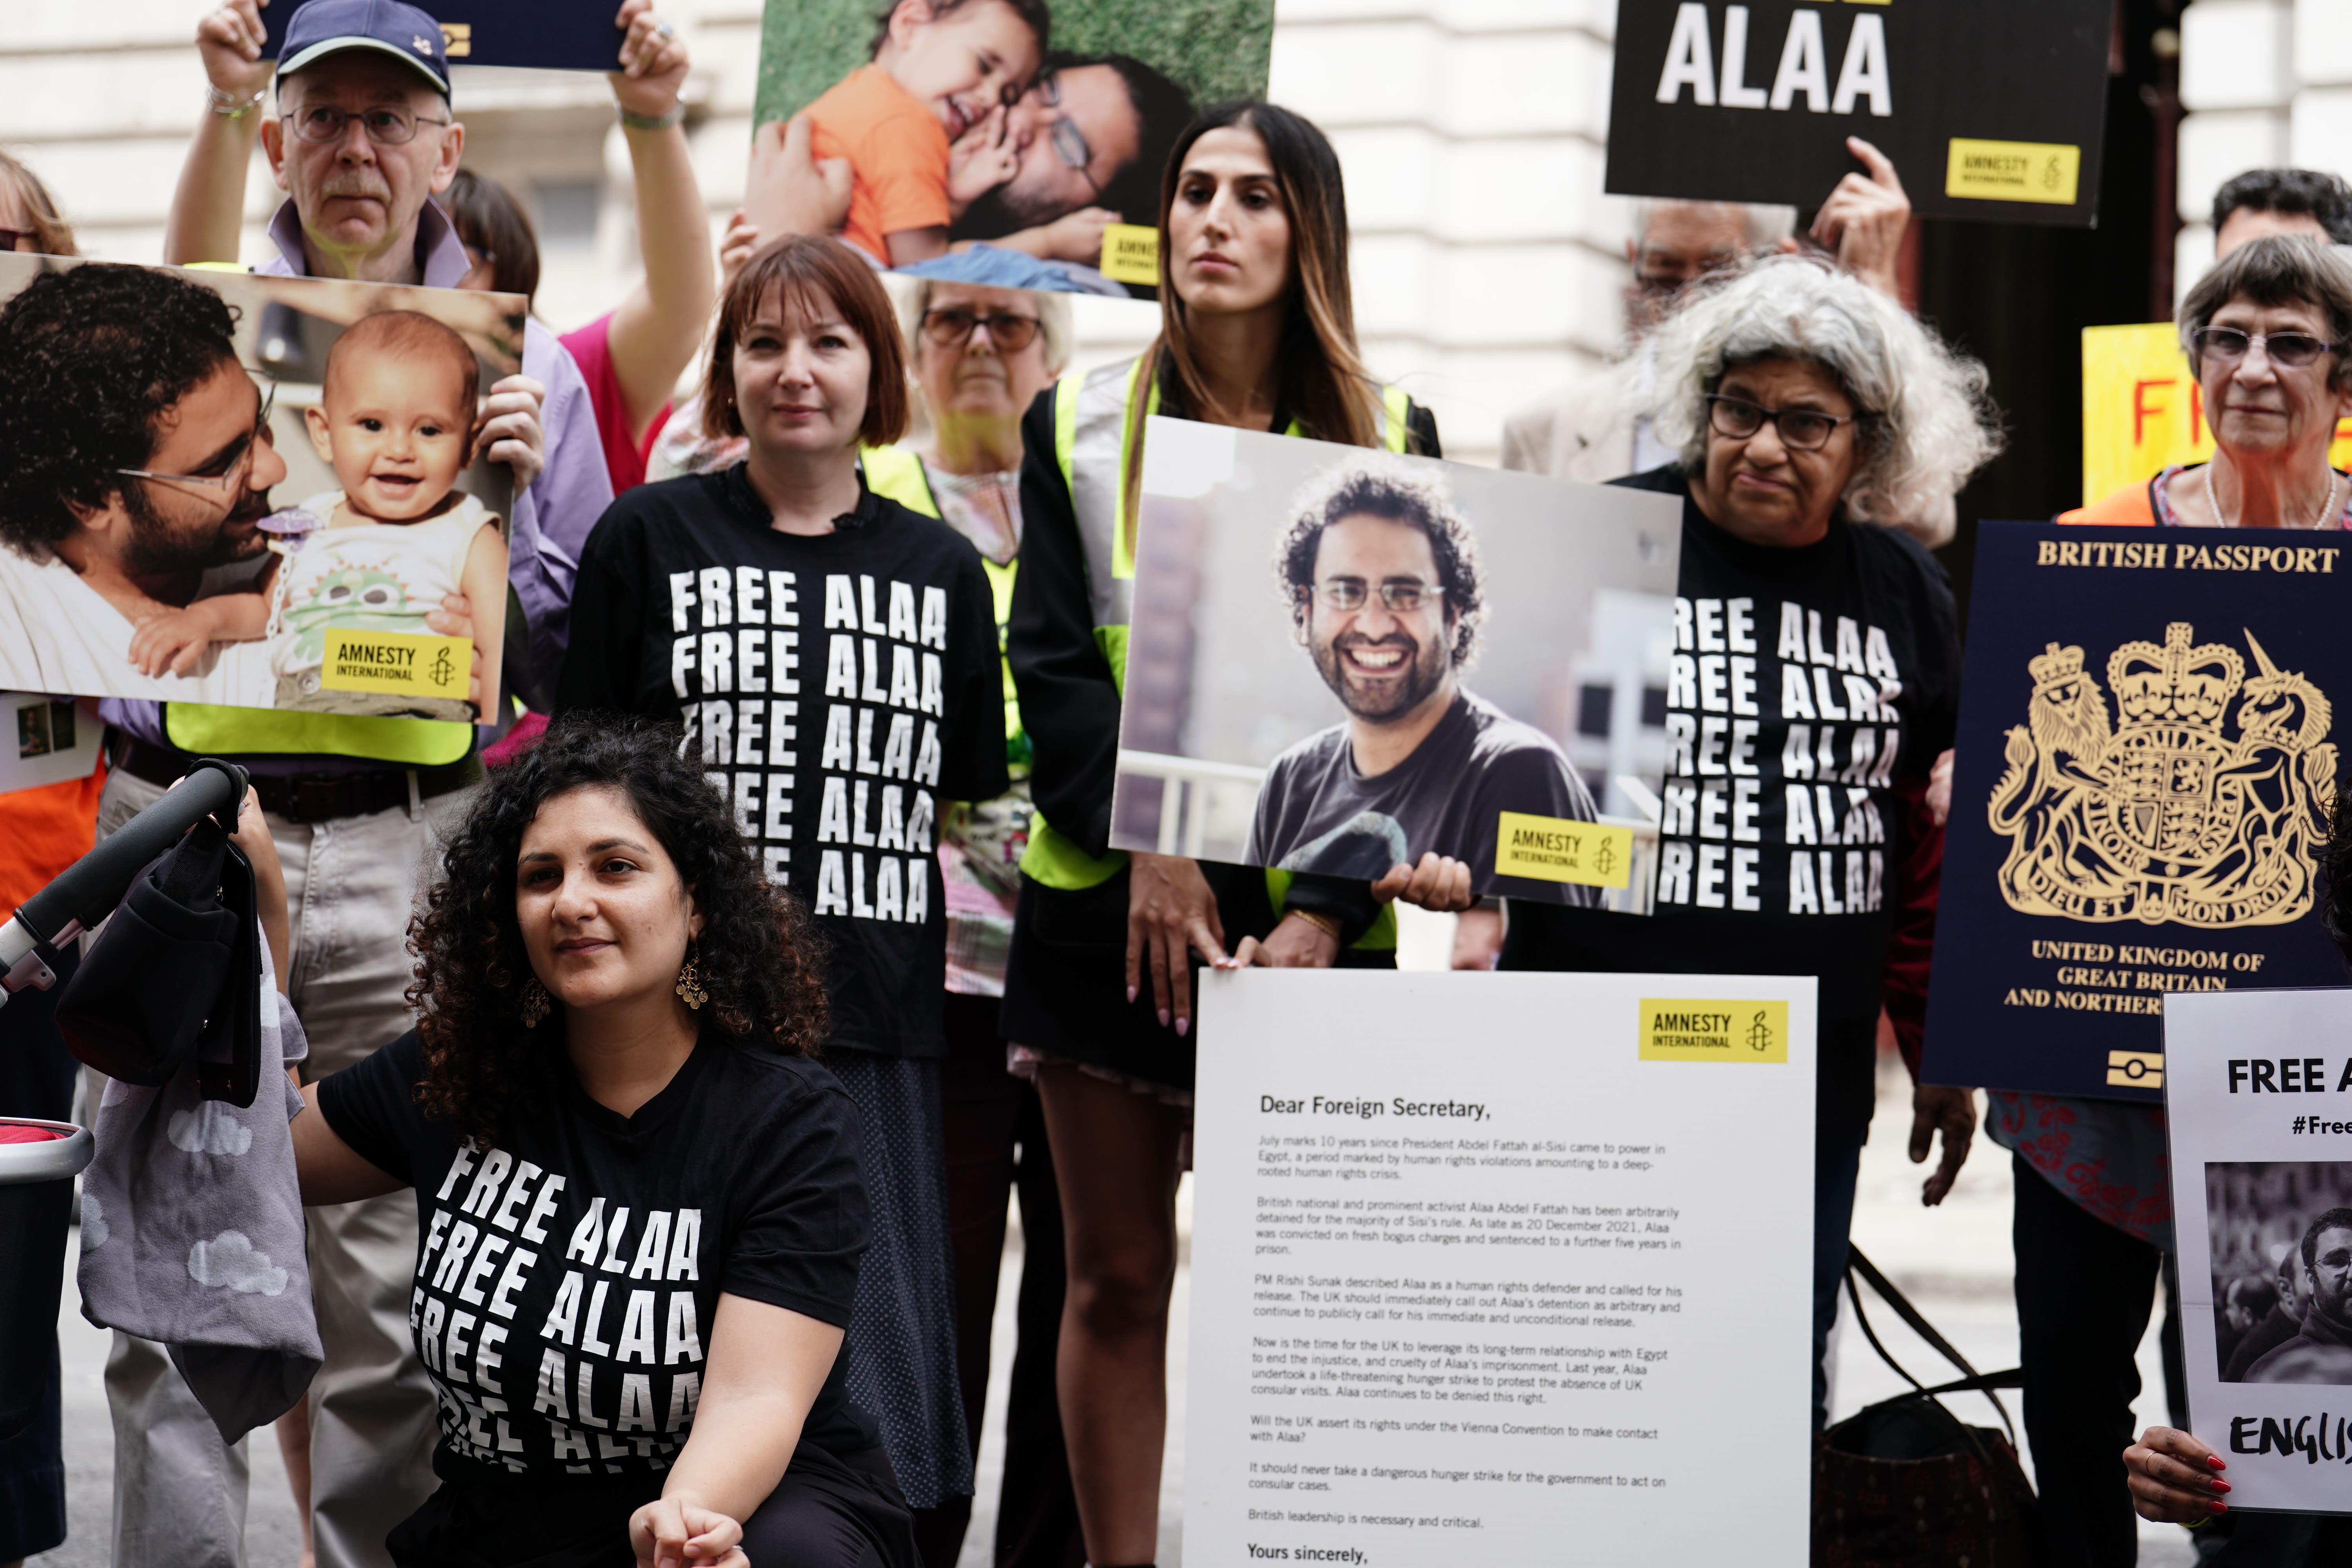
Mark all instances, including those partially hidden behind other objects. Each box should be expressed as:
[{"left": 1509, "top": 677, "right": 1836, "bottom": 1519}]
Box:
[{"left": 806, "top": 0, "right": 1048, "bottom": 267}]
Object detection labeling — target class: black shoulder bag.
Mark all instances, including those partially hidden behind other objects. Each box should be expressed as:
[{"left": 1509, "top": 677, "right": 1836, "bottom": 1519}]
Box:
[{"left": 1814, "top": 1246, "right": 2036, "bottom": 1568}]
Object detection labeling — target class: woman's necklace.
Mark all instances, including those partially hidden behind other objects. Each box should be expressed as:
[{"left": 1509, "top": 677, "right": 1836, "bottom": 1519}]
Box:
[{"left": 2203, "top": 462, "right": 2342, "bottom": 530}]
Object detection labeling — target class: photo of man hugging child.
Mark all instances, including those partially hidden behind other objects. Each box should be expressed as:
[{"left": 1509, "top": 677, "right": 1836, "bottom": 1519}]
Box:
[
  {"left": 128, "top": 309, "right": 507, "bottom": 722},
  {"left": 806, "top": 0, "right": 1052, "bottom": 266}
]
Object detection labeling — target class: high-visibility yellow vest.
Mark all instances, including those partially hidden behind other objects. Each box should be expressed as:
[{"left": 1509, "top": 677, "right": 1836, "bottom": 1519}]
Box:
[
  {"left": 859, "top": 445, "right": 1024, "bottom": 760},
  {"left": 163, "top": 704, "right": 475, "bottom": 766},
  {"left": 1019, "top": 359, "right": 1413, "bottom": 949}
]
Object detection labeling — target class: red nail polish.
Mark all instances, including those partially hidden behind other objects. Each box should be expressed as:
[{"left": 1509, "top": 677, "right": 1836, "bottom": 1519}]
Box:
[
  {"left": 2206, "top": 1455, "right": 2227, "bottom": 1471},
  {"left": 2210, "top": 1480, "right": 2230, "bottom": 1494}
]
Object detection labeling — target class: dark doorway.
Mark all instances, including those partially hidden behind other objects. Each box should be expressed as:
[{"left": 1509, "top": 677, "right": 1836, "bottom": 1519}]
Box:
[{"left": 1910, "top": 0, "right": 2181, "bottom": 621}]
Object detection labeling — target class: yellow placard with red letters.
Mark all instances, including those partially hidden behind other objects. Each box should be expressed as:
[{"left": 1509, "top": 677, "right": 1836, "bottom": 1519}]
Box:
[{"left": 2080, "top": 322, "right": 2352, "bottom": 508}]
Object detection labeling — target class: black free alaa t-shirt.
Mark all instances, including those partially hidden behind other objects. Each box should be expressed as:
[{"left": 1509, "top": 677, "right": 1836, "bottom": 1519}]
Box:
[
  {"left": 1501, "top": 466, "right": 1961, "bottom": 1131},
  {"left": 316, "top": 1029, "right": 875, "bottom": 1535},
  {"left": 557, "top": 469, "right": 1009, "bottom": 1059}
]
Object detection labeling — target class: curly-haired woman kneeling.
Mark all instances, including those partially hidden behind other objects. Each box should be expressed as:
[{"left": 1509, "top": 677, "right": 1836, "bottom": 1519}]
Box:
[{"left": 278, "top": 713, "right": 919, "bottom": 1568}]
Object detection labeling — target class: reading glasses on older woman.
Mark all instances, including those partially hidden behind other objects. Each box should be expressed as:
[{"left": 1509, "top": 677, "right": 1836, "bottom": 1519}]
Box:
[
  {"left": 1703, "top": 393, "right": 1857, "bottom": 452},
  {"left": 2190, "top": 327, "right": 2345, "bottom": 369},
  {"left": 1314, "top": 578, "right": 1444, "bottom": 613},
  {"left": 283, "top": 104, "right": 452, "bottom": 146},
  {"left": 115, "top": 377, "right": 278, "bottom": 494},
  {"left": 920, "top": 308, "right": 1042, "bottom": 351}
]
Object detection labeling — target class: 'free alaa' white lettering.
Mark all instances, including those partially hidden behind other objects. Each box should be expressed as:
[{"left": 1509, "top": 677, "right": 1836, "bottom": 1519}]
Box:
[{"left": 1655, "top": 5, "right": 1890, "bottom": 117}]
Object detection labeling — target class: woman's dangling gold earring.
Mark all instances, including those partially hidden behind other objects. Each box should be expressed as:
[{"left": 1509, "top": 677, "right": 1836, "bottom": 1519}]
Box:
[
  {"left": 520, "top": 978, "right": 551, "bottom": 1028},
  {"left": 676, "top": 942, "right": 708, "bottom": 1011}
]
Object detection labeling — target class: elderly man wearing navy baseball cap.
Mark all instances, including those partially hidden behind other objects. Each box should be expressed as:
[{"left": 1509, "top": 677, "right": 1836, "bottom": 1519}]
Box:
[{"left": 86, "top": 5, "right": 616, "bottom": 1568}]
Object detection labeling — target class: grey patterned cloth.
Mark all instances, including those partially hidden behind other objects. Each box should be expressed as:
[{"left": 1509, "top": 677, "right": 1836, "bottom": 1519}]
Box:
[
  {"left": 76, "top": 952, "right": 321, "bottom": 1444},
  {"left": 829, "top": 1049, "right": 972, "bottom": 1510}
]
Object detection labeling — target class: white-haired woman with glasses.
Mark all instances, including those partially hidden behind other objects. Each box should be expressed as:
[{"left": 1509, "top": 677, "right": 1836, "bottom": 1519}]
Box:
[
  {"left": 2067, "top": 235, "right": 2352, "bottom": 528},
  {"left": 1496, "top": 252, "right": 2002, "bottom": 1432}
]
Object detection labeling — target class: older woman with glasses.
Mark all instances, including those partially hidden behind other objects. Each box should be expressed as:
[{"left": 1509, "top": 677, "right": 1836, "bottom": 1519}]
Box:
[
  {"left": 2000, "top": 235, "right": 2352, "bottom": 1566},
  {"left": 1498, "top": 253, "right": 2002, "bottom": 1434},
  {"left": 2068, "top": 235, "right": 2352, "bottom": 528}
]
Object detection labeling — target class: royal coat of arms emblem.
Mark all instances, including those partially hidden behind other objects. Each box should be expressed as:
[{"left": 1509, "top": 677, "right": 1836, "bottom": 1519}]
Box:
[{"left": 1987, "top": 622, "right": 2336, "bottom": 927}]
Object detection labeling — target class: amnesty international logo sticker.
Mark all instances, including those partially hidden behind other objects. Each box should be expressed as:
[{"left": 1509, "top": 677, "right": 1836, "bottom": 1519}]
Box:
[
  {"left": 319, "top": 627, "right": 470, "bottom": 702},
  {"left": 1495, "top": 811, "right": 1634, "bottom": 888},
  {"left": 1988, "top": 623, "right": 2336, "bottom": 928},
  {"left": 1639, "top": 1000, "right": 1789, "bottom": 1064}
]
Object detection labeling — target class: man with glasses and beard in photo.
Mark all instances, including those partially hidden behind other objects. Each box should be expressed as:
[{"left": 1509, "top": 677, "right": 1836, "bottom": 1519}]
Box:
[
  {"left": 0, "top": 263, "right": 480, "bottom": 704},
  {"left": 2244, "top": 1210, "right": 2352, "bottom": 1385},
  {"left": 1243, "top": 463, "right": 1601, "bottom": 904}
]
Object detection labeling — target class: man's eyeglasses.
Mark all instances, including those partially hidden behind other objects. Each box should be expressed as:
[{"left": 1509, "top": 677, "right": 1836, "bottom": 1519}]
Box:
[
  {"left": 1312, "top": 578, "right": 1444, "bottom": 613},
  {"left": 2191, "top": 326, "right": 2345, "bottom": 370},
  {"left": 1034, "top": 74, "right": 1102, "bottom": 194},
  {"left": 921, "top": 308, "right": 1044, "bottom": 351},
  {"left": 283, "top": 104, "right": 452, "bottom": 146},
  {"left": 116, "top": 377, "right": 278, "bottom": 495},
  {"left": 1704, "top": 393, "right": 1857, "bottom": 452}
]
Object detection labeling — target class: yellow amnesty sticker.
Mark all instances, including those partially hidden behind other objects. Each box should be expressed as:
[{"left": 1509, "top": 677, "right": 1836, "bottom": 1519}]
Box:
[
  {"left": 1099, "top": 224, "right": 1160, "bottom": 286},
  {"left": 1639, "top": 1000, "right": 1789, "bottom": 1064},
  {"left": 318, "top": 627, "right": 469, "bottom": 700},
  {"left": 1945, "top": 139, "right": 2081, "bottom": 206},
  {"left": 1493, "top": 811, "right": 1633, "bottom": 888}
]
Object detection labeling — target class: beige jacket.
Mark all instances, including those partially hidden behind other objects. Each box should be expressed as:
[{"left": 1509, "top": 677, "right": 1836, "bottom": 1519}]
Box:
[{"left": 1498, "top": 361, "right": 1642, "bottom": 484}]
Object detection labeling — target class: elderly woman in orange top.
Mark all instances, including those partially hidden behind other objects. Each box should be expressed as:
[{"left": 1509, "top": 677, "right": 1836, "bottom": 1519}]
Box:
[{"left": 2065, "top": 236, "right": 2352, "bottom": 528}]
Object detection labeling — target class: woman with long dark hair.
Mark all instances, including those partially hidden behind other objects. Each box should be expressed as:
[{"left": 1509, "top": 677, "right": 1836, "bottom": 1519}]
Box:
[
  {"left": 1003, "top": 102, "right": 1466, "bottom": 1566},
  {"left": 556, "top": 234, "right": 1011, "bottom": 1528},
  {"left": 274, "top": 713, "right": 917, "bottom": 1565}
]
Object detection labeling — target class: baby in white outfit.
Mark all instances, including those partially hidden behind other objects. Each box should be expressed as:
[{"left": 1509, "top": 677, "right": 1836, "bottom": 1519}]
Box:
[{"left": 132, "top": 309, "right": 506, "bottom": 720}]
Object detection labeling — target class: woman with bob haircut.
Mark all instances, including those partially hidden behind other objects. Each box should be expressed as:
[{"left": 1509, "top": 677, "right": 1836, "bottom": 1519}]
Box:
[
  {"left": 2066, "top": 234, "right": 2352, "bottom": 528},
  {"left": 1497, "top": 252, "right": 2001, "bottom": 1434},
  {"left": 558, "top": 235, "right": 1010, "bottom": 1523},
  {"left": 272, "top": 713, "right": 916, "bottom": 1566},
  {"left": 1003, "top": 101, "right": 1468, "bottom": 1568}
]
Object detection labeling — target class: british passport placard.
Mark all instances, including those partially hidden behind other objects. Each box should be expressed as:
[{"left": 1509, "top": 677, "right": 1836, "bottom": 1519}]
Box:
[{"left": 1922, "top": 522, "right": 2352, "bottom": 1102}]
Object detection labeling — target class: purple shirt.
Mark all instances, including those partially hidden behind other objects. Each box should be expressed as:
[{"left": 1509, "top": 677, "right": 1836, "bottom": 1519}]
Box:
[{"left": 105, "top": 199, "right": 614, "bottom": 761}]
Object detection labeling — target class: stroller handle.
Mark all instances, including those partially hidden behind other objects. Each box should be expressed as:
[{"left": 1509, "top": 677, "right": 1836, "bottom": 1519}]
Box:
[{"left": 2, "top": 758, "right": 249, "bottom": 997}]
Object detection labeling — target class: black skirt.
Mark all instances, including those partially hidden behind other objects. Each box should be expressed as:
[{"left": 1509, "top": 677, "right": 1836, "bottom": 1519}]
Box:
[{"left": 998, "top": 863, "right": 1390, "bottom": 1093}]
